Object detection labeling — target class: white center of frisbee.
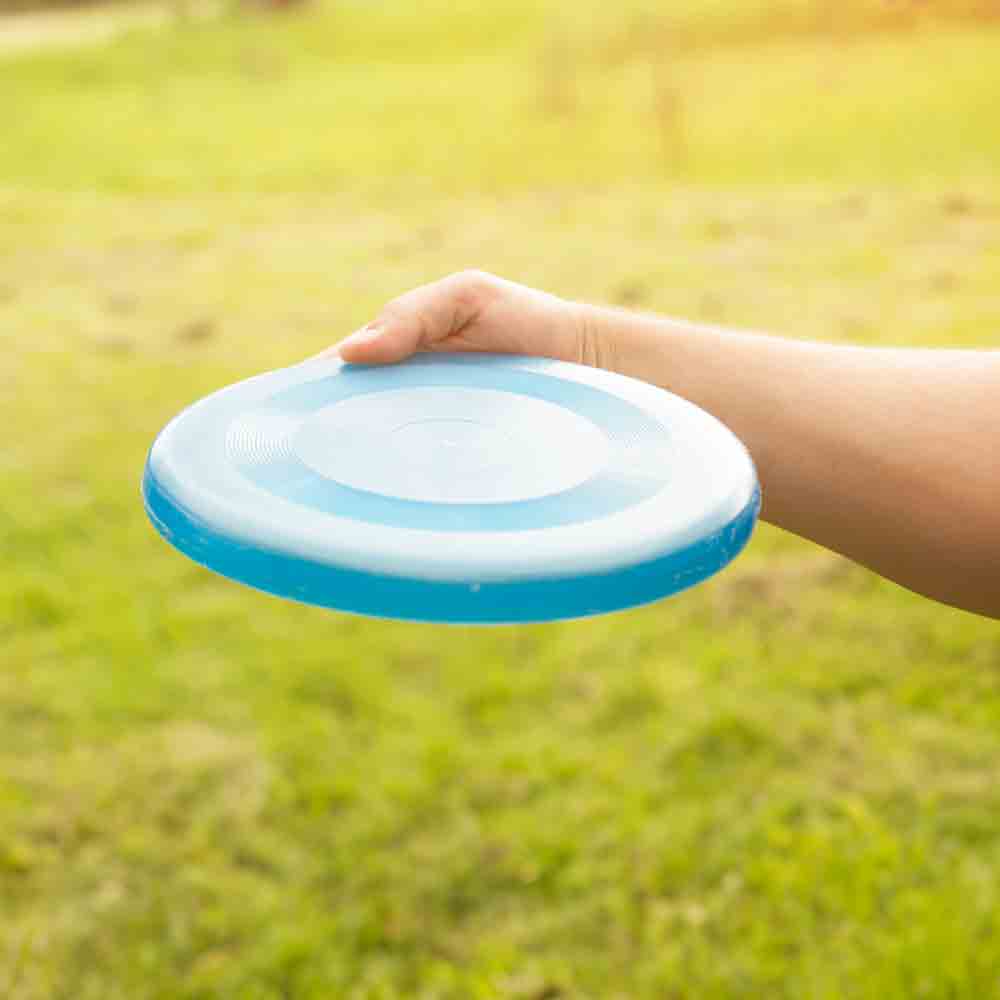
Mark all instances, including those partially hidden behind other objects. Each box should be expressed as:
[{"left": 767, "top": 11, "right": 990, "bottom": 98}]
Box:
[
  {"left": 292, "top": 387, "right": 610, "bottom": 504},
  {"left": 391, "top": 418, "right": 510, "bottom": 468}
]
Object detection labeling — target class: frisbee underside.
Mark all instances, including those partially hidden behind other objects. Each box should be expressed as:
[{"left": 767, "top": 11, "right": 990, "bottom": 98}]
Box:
[{"left": 143, "top": 354, "right": 759, "bottom": 623}]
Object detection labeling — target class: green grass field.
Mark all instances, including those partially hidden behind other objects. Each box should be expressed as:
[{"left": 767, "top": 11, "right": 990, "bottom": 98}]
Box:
[{"left": 3, "top": 2, "right": 1000, "bottom": 996}]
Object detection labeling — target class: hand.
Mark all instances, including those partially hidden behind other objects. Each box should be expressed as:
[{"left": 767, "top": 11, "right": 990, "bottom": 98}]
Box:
[{"left": 322, "top": 270, "right": 602, "bottom": 368}]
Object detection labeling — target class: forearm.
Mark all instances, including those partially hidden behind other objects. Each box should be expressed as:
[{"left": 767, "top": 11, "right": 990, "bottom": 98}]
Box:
[{"left": 581, "top": 304, "right": 1000, "bottom": 618}]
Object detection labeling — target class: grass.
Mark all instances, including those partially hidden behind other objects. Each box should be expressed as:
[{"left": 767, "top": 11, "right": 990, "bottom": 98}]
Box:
[
  {"left": 4, "top": 2, "right": 1000, "bottom": 192},
  {"left": 2, "top": 2, "right": 1000, "bottom": 997}
]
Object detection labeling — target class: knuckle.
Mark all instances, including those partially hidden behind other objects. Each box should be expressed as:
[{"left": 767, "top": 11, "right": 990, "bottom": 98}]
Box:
[
  {"left": 449, "top": 270, "right": 500, "bottom": 316},
  {"left": 455, "top": 268, "right": 493, "bottom": 286},
  {"left": 452, "top": 269, "right": 495, "bottom": 297}
]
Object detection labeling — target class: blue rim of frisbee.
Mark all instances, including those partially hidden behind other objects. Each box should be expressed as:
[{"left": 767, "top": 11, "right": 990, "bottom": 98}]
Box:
[
  {"left": 143, "top": 466, "right": 759, "bottom": 624},
  {"left": 142, "top": 354, "right": 760, "bottom": 624}
]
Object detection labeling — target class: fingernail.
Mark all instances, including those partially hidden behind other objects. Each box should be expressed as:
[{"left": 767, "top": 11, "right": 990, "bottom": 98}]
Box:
[{"left": 338, "top": 321, "right": 385, "bottom": 350}]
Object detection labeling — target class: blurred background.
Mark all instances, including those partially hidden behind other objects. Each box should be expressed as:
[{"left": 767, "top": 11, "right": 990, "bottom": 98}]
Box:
[{"left": 2, "top": 1, "right": 1000, "bottom": 996}]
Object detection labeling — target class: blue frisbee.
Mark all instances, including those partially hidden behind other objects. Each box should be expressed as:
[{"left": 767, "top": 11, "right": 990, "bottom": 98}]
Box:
[{"left": 142, "top": 353, "right": 759, "bottom": 623}]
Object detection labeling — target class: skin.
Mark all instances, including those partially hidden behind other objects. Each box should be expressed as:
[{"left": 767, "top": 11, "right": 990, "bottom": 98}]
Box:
[{"left": 318, "top": 270, "right": 1000, "bottom": 619}]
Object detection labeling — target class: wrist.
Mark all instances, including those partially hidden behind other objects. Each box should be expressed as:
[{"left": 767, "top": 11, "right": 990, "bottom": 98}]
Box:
[
  {"left": 568, "top": 301, "right": 622, "bottom": 373},
  {"left": 575, "top": 302, "right": 688, "bottom": 392}
]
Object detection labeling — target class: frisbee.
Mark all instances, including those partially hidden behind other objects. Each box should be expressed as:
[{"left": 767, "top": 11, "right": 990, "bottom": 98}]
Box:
[{"left": 142, "top": 353, "right": 759, "bottom": 623}]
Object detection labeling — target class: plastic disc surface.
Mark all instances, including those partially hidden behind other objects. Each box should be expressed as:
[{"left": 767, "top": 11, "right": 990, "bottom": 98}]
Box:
[{"left": 143, "top": 354, "right": 759, "bottom": 623}]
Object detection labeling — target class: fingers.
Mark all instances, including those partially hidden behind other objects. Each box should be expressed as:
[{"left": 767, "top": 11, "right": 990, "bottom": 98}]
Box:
[{"left": 334, "top": 271, "right": 495, "bottom": 365}]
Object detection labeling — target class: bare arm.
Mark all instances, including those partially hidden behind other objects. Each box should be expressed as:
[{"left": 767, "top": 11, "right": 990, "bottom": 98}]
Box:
[
  {"left": 323, "top": 271, "right": 1000, "bottom": 619},
  {"left": 585, "top": 306, "right": 1000, "bottom": 618}
]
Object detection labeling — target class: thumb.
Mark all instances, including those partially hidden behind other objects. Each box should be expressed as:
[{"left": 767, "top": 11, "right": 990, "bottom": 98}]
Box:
[{"left": 333, "top": 271, "right": 494, "bottom": 365}]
